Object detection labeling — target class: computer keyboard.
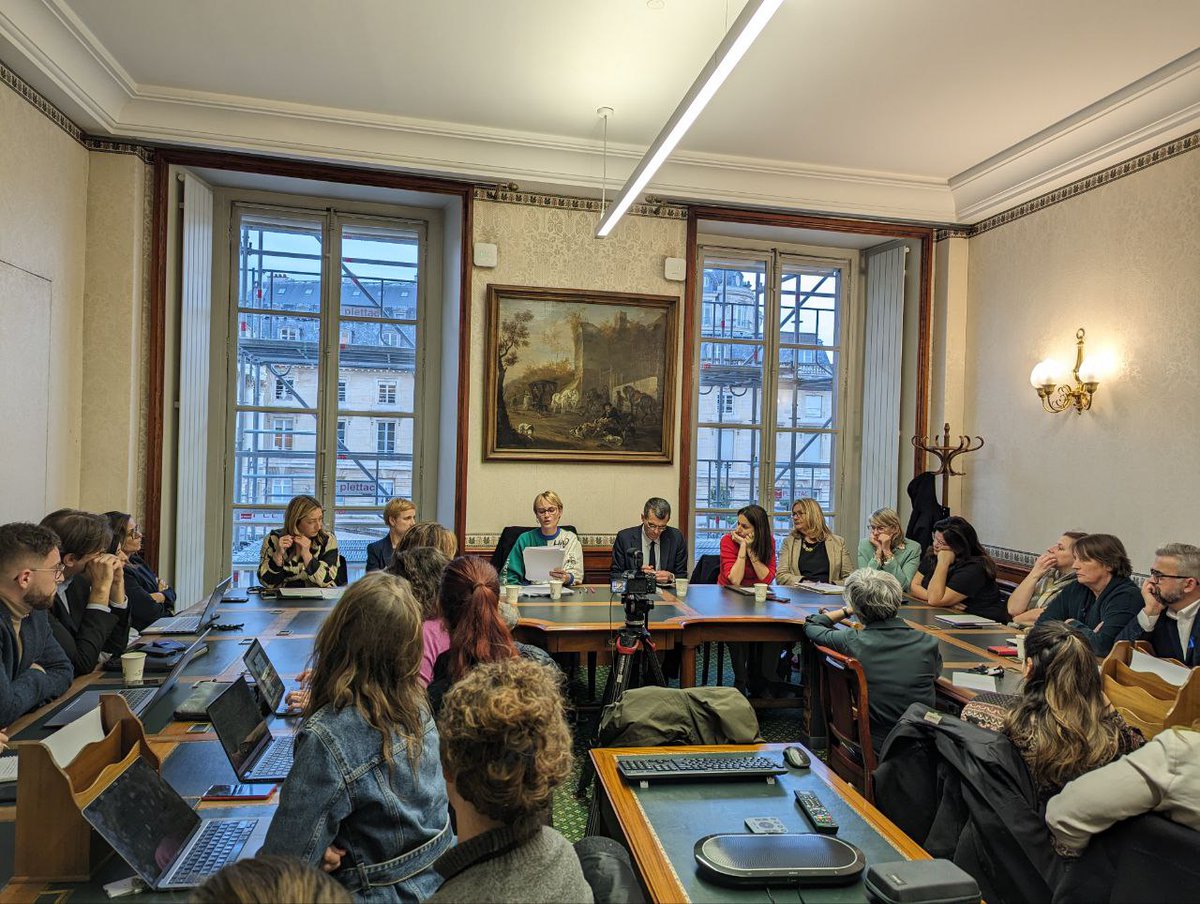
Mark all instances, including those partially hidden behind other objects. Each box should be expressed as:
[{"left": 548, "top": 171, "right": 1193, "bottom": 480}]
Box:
[
  {"left": 616, "top": 753, "right": 788, "bottom": 782},
  {"left": 171, "top": 819, "right": 254, "bottom": 886},
  {"left": 120, "top": 686, "right": 156, "bottom": 709},
  {"left": 150, "top": 615, "right": 201, "bottom": 633},
  {"left": 247, "top": 738, "right": 294, "bottom": 779}
]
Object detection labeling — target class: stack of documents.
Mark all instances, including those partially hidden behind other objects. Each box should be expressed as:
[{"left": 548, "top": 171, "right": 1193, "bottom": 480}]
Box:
[{"left": 934, "top": 613, "right": 1001, "bottom": 628}]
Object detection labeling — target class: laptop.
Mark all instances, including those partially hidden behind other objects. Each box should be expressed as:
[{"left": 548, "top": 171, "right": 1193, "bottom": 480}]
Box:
[
  {"left": 243, "top": 638, "right": 300, "bottom": 717},
  {"left": 207, "top": 676, "right": 295, "bottom": 782},
  {"left": 81, "top": 756, "right": 264, "bottom": 890},
  {"left": 142, "top": 577, "right": 231, "bottom": 635},
  {"left": 44, "top": 633, "right": 209, "bottom": 728}
]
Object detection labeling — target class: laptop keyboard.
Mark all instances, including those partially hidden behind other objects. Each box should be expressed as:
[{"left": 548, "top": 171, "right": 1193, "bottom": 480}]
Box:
[
  {"left": 120, "top": 687, "right": 156, "bottom": 709},
  {"left": 247, "top": 738, "right": 294, "bottom": 779},
  {"left": 171, "top": 819, "right": 254, "bottom": 886},
  {"left": 150, "top": 615, "right": 201, "bottom": 633}
]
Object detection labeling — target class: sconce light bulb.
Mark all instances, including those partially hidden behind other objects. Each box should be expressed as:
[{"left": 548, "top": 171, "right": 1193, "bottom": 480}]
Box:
[
  {"left": 1077, "top": 356, "right": 1101, "bottom": 384},
  {"left": 1030, "top": 359, "right": 1061, "bottom": 388}
]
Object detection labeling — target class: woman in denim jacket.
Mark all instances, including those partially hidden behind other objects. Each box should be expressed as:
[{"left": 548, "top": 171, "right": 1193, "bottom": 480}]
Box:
[{"left": 261, "top": 572, "right": 452, "bottom": 902}]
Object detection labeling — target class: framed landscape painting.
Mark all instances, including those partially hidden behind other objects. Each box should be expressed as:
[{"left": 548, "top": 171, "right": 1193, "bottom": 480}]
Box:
[{"left": 484, "top": 284, "right": 678, "bottom": 462}]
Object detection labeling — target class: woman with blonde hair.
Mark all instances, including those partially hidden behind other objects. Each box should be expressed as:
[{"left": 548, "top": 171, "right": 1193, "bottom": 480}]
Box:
[
  {"left": 394, "top": 521, "right": 458, "bottom": 559},
  {"left": 366, "top": 498, "right": 417, "bottom": 572},
  {"left": 777, "top": 497, "right": 853, "bottom": 587},
  {"left": 258, "top": 495, "right": 341, "bottom": 588},
  {"left": 856, "top": 507, "right": 921, "bottom": 591},
  {"left": 502, "top": 491, "right": 583, "bottom": 586},
  {"left": 260, "top": 572, "right": 451, "bottom": 900},
  {"left": 191, "top": 855, "right": 351, "bottom": 904}
]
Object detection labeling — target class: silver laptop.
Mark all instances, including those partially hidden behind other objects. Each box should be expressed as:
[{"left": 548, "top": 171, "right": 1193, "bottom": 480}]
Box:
[
  {"left": 207, "top": 676, "right": 295, "bottom": 782},
  {"left": 82, "top": 756, "right": 264, "bottom": 890},
  {"left": 44, "top": 633, "right": 209, "bottom": 728},
  {"left": 142, "top": 577, "right": 231, "bottom": 635},
  {"left": 243, "top": 638, "right": 300, "bottom": 717}
]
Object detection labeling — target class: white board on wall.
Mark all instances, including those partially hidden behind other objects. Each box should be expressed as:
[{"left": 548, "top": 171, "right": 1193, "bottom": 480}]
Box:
[{"left": 0, "top": 262, "right": 51, "bottom": 521}]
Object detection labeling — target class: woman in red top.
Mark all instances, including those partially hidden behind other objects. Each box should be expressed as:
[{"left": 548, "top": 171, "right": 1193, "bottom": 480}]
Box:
[
  {"left": 719, "top": 505, "right": 781, "bottom": 696},
  {"left": 718, "top": 504, "right": 777, "bottom": 586}
]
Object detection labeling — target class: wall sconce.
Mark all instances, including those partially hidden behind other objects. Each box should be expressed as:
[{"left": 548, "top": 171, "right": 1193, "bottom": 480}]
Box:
[{"left": 1029, "top": 328, "right": 1101, "bottom": 414}]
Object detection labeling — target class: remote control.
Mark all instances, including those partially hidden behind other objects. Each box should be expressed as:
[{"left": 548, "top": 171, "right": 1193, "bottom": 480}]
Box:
[
  {"left": 794, "top": 789, "right": 839, "bottom": 834},
  {"left": 744, "top": 816, "right": 789, "bottom": 834}
]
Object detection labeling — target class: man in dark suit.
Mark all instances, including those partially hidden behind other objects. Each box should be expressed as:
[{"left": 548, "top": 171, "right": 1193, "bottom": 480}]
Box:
[
  {"left": 1118, "top": 543, "right": 1200, "bottom": 665},
  {"left": 610, "top": 497, "right": 688, "bottom": 584},
  {"left": 803, "top": 568, "right": 942, "bottom": 755},
  {"left": 39, "top": 510, "right": 130, "bottom": 676}
]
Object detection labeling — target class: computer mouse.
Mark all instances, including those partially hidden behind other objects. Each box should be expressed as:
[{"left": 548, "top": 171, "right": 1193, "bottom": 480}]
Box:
[{"left": 783, "top": 746, "right": 810, "bottom": 769}]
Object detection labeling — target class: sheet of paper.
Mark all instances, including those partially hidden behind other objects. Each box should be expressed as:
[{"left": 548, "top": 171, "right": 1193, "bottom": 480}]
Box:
[
  {"left": 951, "top": 671, "right": 998, "bottom": 692},
  {"left": 0, "top": 756, "right": 17, "bottom": 783},
  {"left": 522, "top": 546, "right": 565, "bottom": 583},
  {"left": 1129, "top": 650, "right": 1190, "bottom": 686},
  {"left": 802, "top": 581, "right": 844, "bottom": 594},
  {"left": 278, "top": 587, "right": 324, "bottom": 598},
  {"left": 520, "top": 584, "right": 575, "bottom": 598},
  {"left": 43, "top": 706, "right": 105, "bottom": 769}
]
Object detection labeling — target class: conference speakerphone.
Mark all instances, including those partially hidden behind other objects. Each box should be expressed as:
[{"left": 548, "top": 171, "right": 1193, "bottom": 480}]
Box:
[
  {"left": 694, "top": 833, "right": 866, "bottom": 887},
  {"left": 616, "top": 753, "right": 787, "bottom": 784}
]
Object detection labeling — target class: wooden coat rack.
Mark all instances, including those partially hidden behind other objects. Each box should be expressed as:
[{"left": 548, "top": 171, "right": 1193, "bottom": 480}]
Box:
[{"left": 911, "top": 422, "right": 985, "bottom": 506}]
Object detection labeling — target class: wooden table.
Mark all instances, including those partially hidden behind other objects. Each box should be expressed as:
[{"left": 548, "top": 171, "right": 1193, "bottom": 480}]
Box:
[{"left": 591, "top": 742, "right": 928, "bottom": 903}]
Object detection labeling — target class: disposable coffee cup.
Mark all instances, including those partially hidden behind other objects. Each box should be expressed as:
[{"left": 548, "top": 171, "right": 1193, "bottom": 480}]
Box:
[
  {"left": 505, "top": 584, "right": 520, "bottom": 604},
  {"left": 548, "top": 579, "right": 563, "bottom": 600},
  {"left": 1012, "top": 635, "right": 1026, "bottom": 660},
  {"left": 675, "top": 578, "right": 690, "bottom": 598},
  {"left": 121, "top": 651, "right": 147, "bottom": 684},
  {"left": 754, "top": 583, "right": 769, "bottom": 603}
]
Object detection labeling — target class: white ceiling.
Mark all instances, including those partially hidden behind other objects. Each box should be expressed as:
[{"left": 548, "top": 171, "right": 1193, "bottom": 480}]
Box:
[{"left": 2, "top": 0, "right": 1199, "bottom": 224}]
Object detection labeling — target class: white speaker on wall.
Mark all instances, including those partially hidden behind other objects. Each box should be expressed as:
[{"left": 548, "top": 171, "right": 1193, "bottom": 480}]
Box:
[
  {"left": 474, "top": 243, "right": 498, "bottom": 268},
  {"left": 664, "top": 257, "right": 687, "bottom": 281}
]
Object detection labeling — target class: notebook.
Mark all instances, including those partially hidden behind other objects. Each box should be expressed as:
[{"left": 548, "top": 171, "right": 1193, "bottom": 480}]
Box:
[{"left": 934, "top": 613, "right": 1001, "bottom": 628}]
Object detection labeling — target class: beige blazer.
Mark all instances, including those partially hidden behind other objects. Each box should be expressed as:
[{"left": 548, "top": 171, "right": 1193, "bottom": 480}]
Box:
[{"left": 776, "top": 532, "right": 854, "bottom": 586}]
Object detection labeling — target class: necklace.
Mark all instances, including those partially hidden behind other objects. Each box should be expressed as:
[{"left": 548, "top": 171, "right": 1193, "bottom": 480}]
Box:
[{"left": 800, "top": 536, "right": 819, "bottom": 553}]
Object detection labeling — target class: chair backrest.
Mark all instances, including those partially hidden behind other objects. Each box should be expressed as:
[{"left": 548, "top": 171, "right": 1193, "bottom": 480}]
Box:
[
  {"left": 335, "top": 554, "right": 349, "bottom": 587},
  {"left": 574, "top": 836, "right": 645, "bottom": 904},
  {"left": 490, "top": 525, "right": 579, "bottom": 575},
  {"left": 689, "top": 554, "right": 721, "bottom": 585},
  {"left": 814, "top": 644, "right": 876, "bottom": 801}
]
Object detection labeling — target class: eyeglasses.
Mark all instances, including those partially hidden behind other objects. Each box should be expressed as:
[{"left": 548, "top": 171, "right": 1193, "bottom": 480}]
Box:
[
  {"left": 30, "top": 562, "right": 66, "bottom": 578},
  {"left": 1150, "top": 569, "right": 1192, "bottom": 582},
  {"left": 534, "top": 507, "right": 559, "bottom": 516},
  {"left": 643, "top": 521, "right": 667, "bottom": 533}
]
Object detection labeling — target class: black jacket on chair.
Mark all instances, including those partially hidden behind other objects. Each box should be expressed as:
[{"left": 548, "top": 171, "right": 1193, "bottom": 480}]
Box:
[
  {"left": 689, "top": 554, "right": 721, "bottom": 585},
  {"left": 610, "top": 525, "right": 688, "bottom": 579},
  {"left": 874, "top": 702, "right": 1063, "bottom": 904},
  {"left": 906, "top": 471, "right": 948, "bottom": 551}
]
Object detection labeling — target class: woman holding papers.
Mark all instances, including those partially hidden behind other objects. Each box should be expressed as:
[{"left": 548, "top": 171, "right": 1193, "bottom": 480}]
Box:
[
  {"left": 501, "top": 491, "right": 583, "bottom": 586},
  {"left": 777, "top": 497, "right": 853, "bottom": 587},
  {"left": 258, "top": 495, "right": 342, "bottom": 589},
  {"left": 910, "top": 516, "right": 1005, "bottom": 624}
]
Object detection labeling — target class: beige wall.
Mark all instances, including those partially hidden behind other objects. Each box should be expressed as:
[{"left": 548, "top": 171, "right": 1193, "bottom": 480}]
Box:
[
  {"left": 79, "top": 152, "right": 150, "bottom": 517},
  {"left": 0, "top": 87, "right": 89, "bottom": 517},
  {"left": 466, "top": 201, "right": 687, "bottom": 542},
  {"left": 963, "top": 150, "right": 1200, "bottom": 567}
]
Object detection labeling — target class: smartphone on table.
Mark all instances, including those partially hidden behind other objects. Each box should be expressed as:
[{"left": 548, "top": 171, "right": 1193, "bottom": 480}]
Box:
[{"left": 201, "top": 782, "right": 279, "bottom": 801}]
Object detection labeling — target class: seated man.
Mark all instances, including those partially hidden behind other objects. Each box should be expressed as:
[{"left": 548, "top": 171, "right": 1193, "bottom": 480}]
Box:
[
  {"left": 610, "top": 497, "right": 687, "bottom": 585},
  {"left": 0, "top": 523, "right": 73, "bottom": 723},
  {"left": 39, "top": 510, "right": 130, "bottom": 676},
  {"left": 803, "top": 568, "right": 942, "bottom": 755},
  {"left": 1117, "top": 543, "right": 1200, "bottom": 664}
]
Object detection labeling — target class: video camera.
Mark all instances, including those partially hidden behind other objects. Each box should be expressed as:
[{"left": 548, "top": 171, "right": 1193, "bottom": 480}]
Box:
[{"left": 613, "top": 547, "right": 658, "bottom": 598}]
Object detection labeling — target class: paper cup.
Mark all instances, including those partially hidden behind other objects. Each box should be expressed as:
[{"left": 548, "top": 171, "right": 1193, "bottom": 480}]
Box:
[
  {"left": 1012, "top": 635, "right": 1026, "bottom": 660},
  {"left": 675, "top": 578, "right": 689, "bottom": 598},
  {"left": 754, "top": 583, "right": 769, "bottom": 603},
  {"left": 548, "top": 579, "right": 563, "bottom": 600},
  {"left": 505, "top": 584, "right": 520, "bottom": 604},
  {"left": 121, "top": 651, "right": 147, "bottom": 684}
]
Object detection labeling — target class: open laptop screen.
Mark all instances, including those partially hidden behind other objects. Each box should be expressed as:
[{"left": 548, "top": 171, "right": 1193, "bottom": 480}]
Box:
[
  {"left": 207, "top": 676, "right": 272, "bottom": 775},
  {"left": 82, "top": 757, "right": 199, "bottom": 887},
  {"left": 243, "top": 639, "right": 284, "bottom": 711}
]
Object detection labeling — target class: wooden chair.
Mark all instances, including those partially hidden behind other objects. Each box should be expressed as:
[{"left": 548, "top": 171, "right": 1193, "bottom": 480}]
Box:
[
  {"left": 814, "top": 644, "right": 877, "bottom": 802},
  {"left": 1102, "top": 641, "right": 1200, "bottom": 739}
]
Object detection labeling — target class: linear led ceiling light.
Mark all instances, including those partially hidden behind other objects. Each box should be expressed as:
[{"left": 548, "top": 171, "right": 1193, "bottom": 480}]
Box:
[{"left": 596, "top": 0, "right": 785, "bottom": 238}]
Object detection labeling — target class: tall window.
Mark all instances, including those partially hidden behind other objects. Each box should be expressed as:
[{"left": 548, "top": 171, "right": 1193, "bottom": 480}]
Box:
[
  {"left": 692, "top": 249, "right": 846, "bottom": 561},
  {"left": 228, "top": 209, "right": 425, "bottom": 585}
]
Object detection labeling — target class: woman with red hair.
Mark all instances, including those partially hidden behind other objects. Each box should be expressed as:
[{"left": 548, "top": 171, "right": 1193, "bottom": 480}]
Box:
[{"left": 427, "top": 557, "right": 557, "bottom": 713}]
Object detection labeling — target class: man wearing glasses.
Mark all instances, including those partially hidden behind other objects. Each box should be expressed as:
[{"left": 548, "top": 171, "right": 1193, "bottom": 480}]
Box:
[
  {"left": 0, "top": 523, "right": 73, "bottom": 724},
  {"left": 610, "top": 497, "right": 688, "bottom": 585},
  {"left": 1119, "top": 543, "right": 1200, "bottom": 665}
]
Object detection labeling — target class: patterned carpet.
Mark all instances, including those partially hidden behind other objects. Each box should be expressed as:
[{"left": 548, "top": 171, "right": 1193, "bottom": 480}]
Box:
[{"left": 552, "top": 648, "right": 809, "bottom": 843}]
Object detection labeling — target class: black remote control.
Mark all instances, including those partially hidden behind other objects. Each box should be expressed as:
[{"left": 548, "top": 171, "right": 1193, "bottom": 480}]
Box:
[{"left": 794, "top": 789, "right": 839, "bottom": 834}]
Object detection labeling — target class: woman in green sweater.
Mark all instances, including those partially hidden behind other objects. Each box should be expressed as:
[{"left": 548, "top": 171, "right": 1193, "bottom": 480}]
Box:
[
  {"left": 856, "top": 507, "right": 921, "bottom": 592},
  {"left": 501, "top": 490, "right": 583, "bottom": 586}
]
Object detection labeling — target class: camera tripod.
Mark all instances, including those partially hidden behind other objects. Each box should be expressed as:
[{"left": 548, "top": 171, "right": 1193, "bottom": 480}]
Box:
[{"left": 575, "top": 592, "right": 666, "bottom": 805}]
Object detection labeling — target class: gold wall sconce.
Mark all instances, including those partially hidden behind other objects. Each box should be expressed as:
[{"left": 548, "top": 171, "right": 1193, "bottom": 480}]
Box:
[{"left": 1029, "top": 328, "right": 1101, "bottom": 414}]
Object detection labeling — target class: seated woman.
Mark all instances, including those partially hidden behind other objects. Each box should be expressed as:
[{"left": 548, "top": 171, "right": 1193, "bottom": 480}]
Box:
[
  {"left": 394, "top": 520, "right": 458, "bottom": 558},
  {"left": 193, "top": 855, "right": 351, "bottom": 904},
  {"left": 259, "top": 572, "right": 451, "bottom": 901},
  {"left": 428, "top": 556, "right": 555, "bottom": 714},
  {"left": 1037, "top": 533, "right": 1142, "bottom": 655},
  {"left": 501, "top": 491, "right": 583, "bottom": 587},
  {"left": 257, "top": 495, "right": 341, "bottom": 588},
  {"left": 856, "top": 507, "right": 921, "bottom": 592},
  {"left": 803, "top": 569, "right": 942, "bottom": 755},
  {"left": 430, "top": 658, "right": 591, "bottom": 903},
  {"left": 961, "top": 621, "right": 1144, "bottom": 802},
  {"left": 910, "top": 516, "right": 1006, "bottom": 624},
  {"left": 387, "top": 546, "right": 451, "bottom": 687},
  {"left": 1007, "top": 530, "right": 1086, "bottom": 627},
  {"left": 718, "top": 505, "right": 779, "bottom": 695},
  {"left": 366, "top": 498, "right": 416, "bottom": 572},
  {"left": 777, "top": 497, "right": 853, "bottom": 587},
  {"left": 105, "top": 511, "right": 176, "bottom": 631}
]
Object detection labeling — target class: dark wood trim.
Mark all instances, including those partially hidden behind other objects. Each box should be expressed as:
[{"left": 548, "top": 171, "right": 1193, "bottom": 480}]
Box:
[
  {"left": 995, "top": 559, "right": 1032, "bottom": 584},
  {"left": 914, "top": 232, "right": 934, "bottom": 475},
  {"left": 690, "top": 205, "right": 938, "bottom": 240},
  {"left": 678, "top": 211, "right": 699, "bottom": 541},
  {"left": 453, "top": 192, "right": 474, "bottom": 554},
  {"left": 144, "top": 158, "right": 170, "bottom": 572}
]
